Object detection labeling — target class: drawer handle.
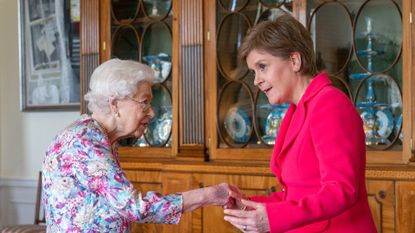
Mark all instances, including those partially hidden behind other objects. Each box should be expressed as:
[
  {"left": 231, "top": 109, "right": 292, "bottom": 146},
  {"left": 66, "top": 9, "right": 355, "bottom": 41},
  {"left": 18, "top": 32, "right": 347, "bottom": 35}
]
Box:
[{"left": 378, "top": 190, "right": 386, "bottom": 199}]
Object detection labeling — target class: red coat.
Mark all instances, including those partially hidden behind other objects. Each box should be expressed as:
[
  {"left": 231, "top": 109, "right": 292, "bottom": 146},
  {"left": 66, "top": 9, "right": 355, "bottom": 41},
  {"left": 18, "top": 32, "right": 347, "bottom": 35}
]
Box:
[{"left": 251, "top": 73, "right": 377, "bottom": 233}]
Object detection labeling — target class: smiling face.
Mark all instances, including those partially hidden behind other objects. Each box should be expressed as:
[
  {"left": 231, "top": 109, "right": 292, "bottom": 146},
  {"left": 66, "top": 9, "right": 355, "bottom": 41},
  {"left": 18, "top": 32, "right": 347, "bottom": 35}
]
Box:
[
  {"left": 247, "top": 49, "right": 301, "bottom": 105},
  {"left": 115, "top": 81, "right": 155, "bottom": 139}
]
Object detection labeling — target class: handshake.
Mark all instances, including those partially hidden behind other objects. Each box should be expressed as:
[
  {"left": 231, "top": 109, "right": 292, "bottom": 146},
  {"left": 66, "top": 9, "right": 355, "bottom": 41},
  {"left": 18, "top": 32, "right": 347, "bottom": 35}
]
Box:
[
  {"left": 182, "top": 183, "right": 269, "bottom": 232},
  {"left": 211, "top": 183, "right": 250, "bottom": 210},
  {"left": 209, "top": 183, "right": 269, "bottom": 233}
]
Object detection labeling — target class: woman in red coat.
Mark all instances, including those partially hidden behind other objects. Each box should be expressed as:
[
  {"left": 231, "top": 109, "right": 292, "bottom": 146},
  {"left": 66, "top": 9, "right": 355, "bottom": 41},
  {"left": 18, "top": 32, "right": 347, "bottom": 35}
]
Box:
[{"left": 223, "top": 14, "right": 377, "bottom": 233}]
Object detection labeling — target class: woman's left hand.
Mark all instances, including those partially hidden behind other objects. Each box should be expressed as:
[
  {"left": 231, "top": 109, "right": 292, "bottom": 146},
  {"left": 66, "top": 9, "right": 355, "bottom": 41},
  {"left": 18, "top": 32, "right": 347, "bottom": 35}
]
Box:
[{"left": 224, "top": 199, "right": 270, "bottom": 233}]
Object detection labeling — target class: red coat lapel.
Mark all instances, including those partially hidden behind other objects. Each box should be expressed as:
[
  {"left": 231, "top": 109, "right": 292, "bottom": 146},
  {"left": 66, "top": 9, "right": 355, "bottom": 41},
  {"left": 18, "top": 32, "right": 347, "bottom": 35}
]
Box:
[
  {"left": 272, "top": 73, "right": 333, "bottom": 168},
  {"left": 270, "top": 104, "right": 295, "bottom": 175}
]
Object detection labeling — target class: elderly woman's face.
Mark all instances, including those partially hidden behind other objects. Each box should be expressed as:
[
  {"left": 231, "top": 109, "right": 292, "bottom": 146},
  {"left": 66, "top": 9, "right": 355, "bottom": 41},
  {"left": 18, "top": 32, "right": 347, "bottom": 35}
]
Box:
[
  {"left": 246, "top": 49, "right": 298, "bottom": 105},
  {"left": 116, "top": 81, "right": 154, "bottom": 138}
]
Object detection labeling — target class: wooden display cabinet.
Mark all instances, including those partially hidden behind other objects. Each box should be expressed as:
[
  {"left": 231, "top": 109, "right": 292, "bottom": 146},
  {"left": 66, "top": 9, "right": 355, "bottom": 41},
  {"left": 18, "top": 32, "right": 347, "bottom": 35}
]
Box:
[{"left": 79, "top": 0, "right": 415, "bottom": 232}]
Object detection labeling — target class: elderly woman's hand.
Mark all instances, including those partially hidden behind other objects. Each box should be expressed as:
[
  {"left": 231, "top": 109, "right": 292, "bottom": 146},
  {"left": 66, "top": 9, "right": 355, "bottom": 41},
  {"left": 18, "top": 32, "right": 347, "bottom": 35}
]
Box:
[
  {"left": 224, "top": 199, "right": 270, "bottom": 233},
  {"left": 210, "top": 183, "right": 244, "bottom": 208},
  {"left": 182, "top": 183, "right": 242, "bottom": 212}
]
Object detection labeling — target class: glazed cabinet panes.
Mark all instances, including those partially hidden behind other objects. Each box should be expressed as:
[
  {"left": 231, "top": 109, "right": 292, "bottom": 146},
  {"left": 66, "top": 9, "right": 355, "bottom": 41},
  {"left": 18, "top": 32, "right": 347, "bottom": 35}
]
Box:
[
  {"left": 111, "top": 0, "right": 174, "bottom": 149},
  {"left": 305, "top": 0, "right": 409, "bottom": 164},
  {"left": 209, "top": 0, "right": 411, "bottom": 163},
  {"left": 211, "top": 0, "right": 293, "bottom": 160}
]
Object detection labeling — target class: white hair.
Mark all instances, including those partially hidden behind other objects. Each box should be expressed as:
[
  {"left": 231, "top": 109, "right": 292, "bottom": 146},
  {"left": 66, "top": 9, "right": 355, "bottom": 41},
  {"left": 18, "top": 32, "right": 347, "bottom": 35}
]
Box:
[{"left": 84, "top": 59, "right": 155, "bottom": 114}]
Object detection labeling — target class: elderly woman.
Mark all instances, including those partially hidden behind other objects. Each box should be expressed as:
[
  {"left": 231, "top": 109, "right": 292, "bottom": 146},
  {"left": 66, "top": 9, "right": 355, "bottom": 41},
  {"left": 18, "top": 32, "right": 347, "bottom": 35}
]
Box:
[
  {"left": 42, "top": 59, "right": 235, "bottom": 232},
  {"left": 223, "top": 15, "right": 377, "bottom": 233}
]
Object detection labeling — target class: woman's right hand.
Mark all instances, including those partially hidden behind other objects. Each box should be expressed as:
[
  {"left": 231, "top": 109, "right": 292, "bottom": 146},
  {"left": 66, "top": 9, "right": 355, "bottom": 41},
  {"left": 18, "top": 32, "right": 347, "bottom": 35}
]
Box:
[
  {"left": 210, "top": 183, "right": 244, "bottom": 208},
  {"left": 182, "top": 183, "right": 244, "bottom": 212}
]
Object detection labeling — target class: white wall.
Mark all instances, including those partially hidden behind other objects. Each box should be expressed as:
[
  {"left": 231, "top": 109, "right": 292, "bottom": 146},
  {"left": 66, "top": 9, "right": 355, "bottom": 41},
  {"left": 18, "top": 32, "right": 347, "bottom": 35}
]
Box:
[{"left": 0, "top": 0, "right": 79, "bottom": 226}]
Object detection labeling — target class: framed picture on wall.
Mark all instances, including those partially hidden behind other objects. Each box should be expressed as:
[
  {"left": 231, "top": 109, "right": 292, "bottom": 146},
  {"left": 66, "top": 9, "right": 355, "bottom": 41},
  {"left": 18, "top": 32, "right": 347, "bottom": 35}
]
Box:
[{"left": 19, "top": 0, "right": 80, "bottom": 111}]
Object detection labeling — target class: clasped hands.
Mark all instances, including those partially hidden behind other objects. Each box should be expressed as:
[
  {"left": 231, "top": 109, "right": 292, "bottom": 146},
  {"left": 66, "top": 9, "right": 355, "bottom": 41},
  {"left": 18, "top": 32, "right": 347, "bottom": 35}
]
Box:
[{"left": 214, "top": 183, "right": 270, "bottom": 233}]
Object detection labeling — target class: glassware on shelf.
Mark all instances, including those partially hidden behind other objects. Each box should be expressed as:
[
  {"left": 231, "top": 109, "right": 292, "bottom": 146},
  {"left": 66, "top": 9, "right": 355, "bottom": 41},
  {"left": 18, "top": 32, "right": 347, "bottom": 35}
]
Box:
[
  {"left": 359, "top": 102, "right": 394, "bottom": 146},
  {"left": 351, "top": 17, "right": 396, "bottom": 146},
  {"left": 354, "top": 73, "right": 402, "bottom": 147},
  {"left": 356, "top": 77, "right": 396, "bottom": 146},
  {"left": 259, "top": 103, "right": 288, "bottom": 145},
  {"left": 353, "top": 2, "right": 402, "bottom": 73},
  {"left": 357, "top": 18, "right": 385, "bottom": 70}
]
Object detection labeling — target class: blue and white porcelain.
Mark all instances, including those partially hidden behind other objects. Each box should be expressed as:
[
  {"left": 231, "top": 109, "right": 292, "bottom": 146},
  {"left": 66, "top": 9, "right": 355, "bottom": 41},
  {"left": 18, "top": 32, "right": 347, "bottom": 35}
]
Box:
[
  {"left": 143, "top": 53, "right": 171, "bottom": 83},
  {"left": 224, "top": 106, "right": 252, "bottom": 143},
  {"left": 156, "top": 109, "right": 172, "bottom": 144},
  {"left": 144, "top": 106, "right": 172, "bottom": 146}
]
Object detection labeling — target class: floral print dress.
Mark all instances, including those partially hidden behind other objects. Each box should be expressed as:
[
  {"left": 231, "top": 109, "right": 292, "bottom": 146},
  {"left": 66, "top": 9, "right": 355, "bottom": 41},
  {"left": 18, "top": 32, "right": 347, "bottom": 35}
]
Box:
[{"left": 42, "top": 115, "right": 183, "bottom": 232}]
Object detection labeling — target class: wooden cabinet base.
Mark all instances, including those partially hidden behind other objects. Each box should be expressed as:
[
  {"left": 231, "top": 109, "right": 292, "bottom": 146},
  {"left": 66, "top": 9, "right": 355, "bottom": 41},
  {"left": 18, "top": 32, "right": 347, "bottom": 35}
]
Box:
[{"left": 122, "top": 161, "right": 415, "bottom": 233}]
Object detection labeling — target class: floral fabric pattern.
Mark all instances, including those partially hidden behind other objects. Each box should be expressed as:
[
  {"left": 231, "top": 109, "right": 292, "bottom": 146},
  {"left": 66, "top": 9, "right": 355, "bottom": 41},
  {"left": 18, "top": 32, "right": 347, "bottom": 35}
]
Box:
[{"left": 42, "top": 115, "right": 182, "bottom": 232}]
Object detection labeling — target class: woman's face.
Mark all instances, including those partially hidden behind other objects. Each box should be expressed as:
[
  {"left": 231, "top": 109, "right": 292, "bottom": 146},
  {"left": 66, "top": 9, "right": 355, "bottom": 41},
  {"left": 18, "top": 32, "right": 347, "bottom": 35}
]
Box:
[
  {"left": 246, "top": 49, "right": 299, "bottom": 105},
  {"left": 116, "top": 81, "right": 154, "bottom": 138}
]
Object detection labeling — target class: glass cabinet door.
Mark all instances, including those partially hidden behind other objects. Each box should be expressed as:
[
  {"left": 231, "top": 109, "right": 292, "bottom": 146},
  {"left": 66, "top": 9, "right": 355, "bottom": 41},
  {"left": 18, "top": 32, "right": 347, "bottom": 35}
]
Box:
[
  {"left": 210, "top": 0, "right": 294, "bottom": 160},
  {"left": 306, "top": 0, "right": 409, "bottom": 163},
  {"left": 110, "top": 0, "right": 174, "bottom": 151},
  {"left": 209, "top": 0, "right": 411, "bottom": 163}
]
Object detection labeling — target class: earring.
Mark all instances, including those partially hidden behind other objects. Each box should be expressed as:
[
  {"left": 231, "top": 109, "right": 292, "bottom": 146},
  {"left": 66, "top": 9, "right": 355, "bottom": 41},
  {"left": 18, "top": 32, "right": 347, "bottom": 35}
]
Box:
[{"left": 114, "top": 112, "right": 120, "bottom": 118}]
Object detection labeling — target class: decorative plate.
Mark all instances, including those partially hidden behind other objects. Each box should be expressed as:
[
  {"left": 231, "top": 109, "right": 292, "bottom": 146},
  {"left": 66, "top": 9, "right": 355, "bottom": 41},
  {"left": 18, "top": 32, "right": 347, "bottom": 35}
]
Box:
[
  {"left": 224, "top": 106, "right": 252, "bottom": 143},
  {"left": 360, "top": 108, "right": 394, "bottom": 139},
  {"left": 154, "top": 109, "right": 172, "bottom": 145},
  {"left": 156, "top": 112, "right": 172, "bottom": 143}
]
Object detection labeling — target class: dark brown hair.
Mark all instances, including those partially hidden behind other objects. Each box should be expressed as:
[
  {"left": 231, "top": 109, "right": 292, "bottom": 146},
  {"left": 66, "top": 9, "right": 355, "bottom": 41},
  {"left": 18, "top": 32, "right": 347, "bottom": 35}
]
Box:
[{"left": 239, "top": 14, "right": 317, "bottom": 76}]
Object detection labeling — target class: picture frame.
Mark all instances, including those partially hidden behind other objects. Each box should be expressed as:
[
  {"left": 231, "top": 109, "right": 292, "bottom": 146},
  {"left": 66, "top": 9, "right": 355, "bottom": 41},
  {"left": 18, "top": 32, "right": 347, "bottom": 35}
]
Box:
[{"left": 19, "top": 0, "right": 80, "bottom": 111}]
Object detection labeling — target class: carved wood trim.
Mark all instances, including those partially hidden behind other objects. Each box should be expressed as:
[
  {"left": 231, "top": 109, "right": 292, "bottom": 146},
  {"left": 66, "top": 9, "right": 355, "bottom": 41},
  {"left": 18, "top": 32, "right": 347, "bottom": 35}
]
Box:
[
  {"left": 120, "top": 161, "right": 415, "bottom": 179},
  {"left": 366, "top": 169, "right": 415, "bottom": 180},
  {"left": 80, "top": 0, "right": 100, "bottom": 114},
  {"left": 179, "top": 0, "right": 205, "bottom": 147}
]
